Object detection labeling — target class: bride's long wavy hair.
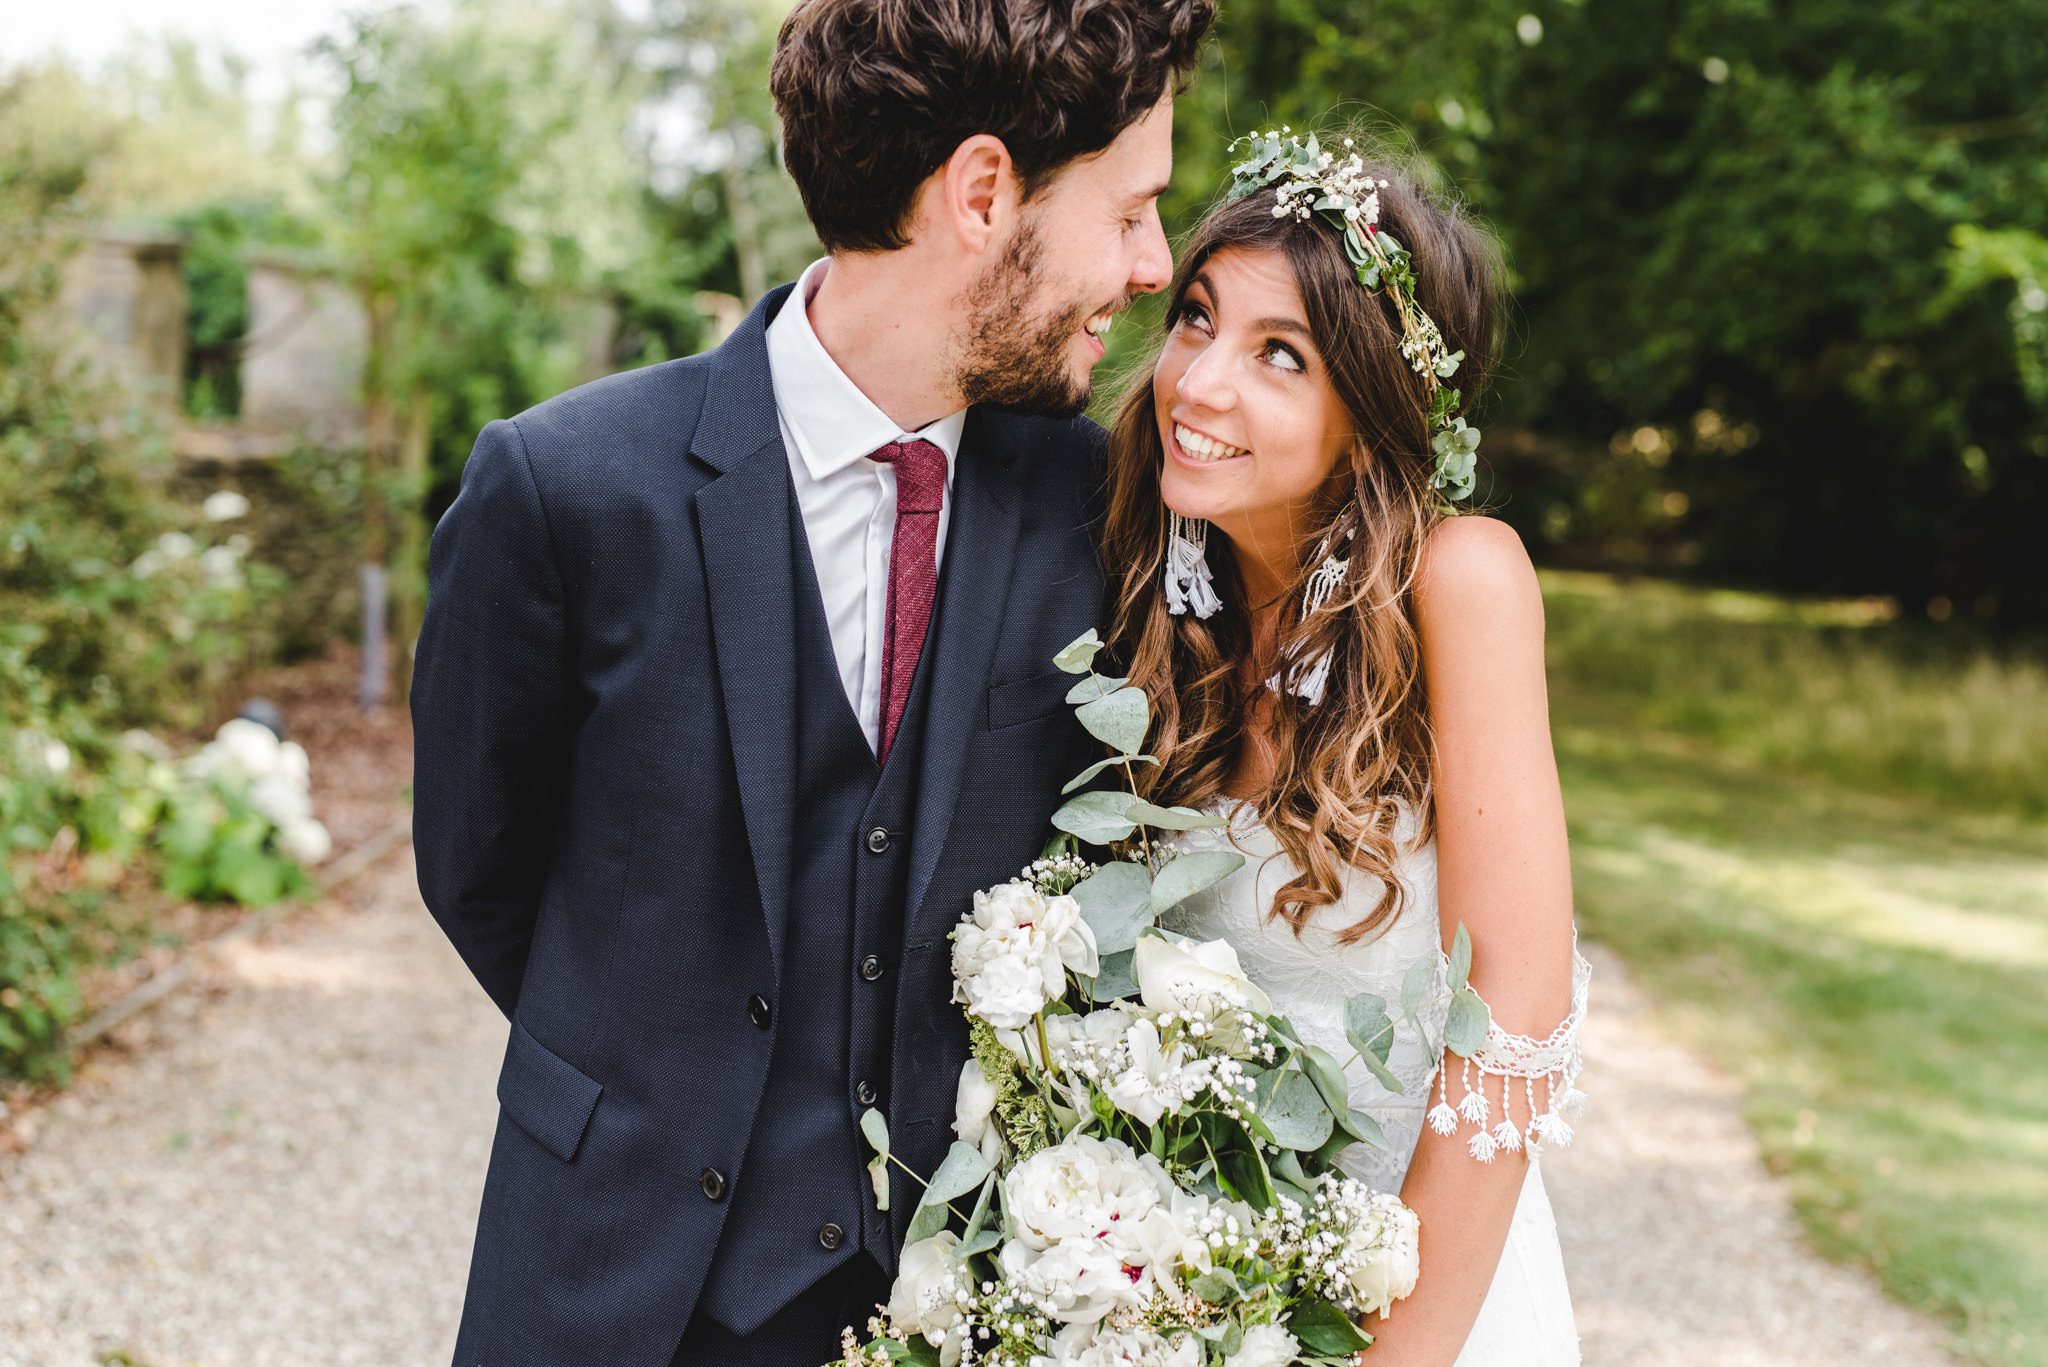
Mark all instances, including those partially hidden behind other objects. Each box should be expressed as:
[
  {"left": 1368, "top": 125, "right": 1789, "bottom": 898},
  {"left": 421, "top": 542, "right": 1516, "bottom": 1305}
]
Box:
[{"left": 1104, "top": 155, "right": 1507, "bottom": 944}]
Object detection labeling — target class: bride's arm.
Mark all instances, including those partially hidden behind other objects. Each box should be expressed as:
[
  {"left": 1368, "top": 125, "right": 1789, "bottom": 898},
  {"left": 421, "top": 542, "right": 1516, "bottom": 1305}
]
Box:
[{"left": 1359, "top": 517, "right": 1578, "bottom": 1365}]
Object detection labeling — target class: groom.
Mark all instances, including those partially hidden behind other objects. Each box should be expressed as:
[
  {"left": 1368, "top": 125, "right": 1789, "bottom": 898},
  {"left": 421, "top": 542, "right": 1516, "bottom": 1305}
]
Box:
[{"left": 410, "top": 1, "right": 1213, "bottom": 1362}]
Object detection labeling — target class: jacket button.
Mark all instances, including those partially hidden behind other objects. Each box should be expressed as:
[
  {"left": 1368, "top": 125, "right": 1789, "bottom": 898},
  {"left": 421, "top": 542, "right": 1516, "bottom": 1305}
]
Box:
[
  {"left": 855, "top": 1079, "right": 878, "bottom": 1107},
  {"left": 747, "top": 994, "right": 772, "bottom": 1029},
  {"left": 865, "top": 826, "right": 890, "bottom": 854},
  {"left": 699, "top": 1167, "right": 727, "bottom": 1202},
  {"left": 859, "top": 955, "right": 882, "bottom": 982},
  {"left": 818, "top": 1222, "right": 845, "bottom": 1250}
]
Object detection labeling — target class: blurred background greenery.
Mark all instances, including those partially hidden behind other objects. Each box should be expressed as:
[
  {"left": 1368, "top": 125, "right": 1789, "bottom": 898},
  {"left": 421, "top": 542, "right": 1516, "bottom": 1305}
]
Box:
[{"left": 1, "top": 0, "right": 2042, "bottom": 1361}]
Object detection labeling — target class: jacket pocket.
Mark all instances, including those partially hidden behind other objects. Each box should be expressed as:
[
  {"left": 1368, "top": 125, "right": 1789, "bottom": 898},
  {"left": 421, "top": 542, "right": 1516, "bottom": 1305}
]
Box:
[
  {"left": 986, "top": 669, "right": 1071, "bottom": 731},
  {"left": 497, "top": 1016, "right": 604, "bottom": 1163}
]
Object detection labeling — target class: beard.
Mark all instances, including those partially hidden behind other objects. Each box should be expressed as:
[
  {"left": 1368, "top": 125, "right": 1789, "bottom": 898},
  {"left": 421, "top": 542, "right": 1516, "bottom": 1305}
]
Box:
[{"left": 955, "top": 218, "right": 1115, "bottom": 418}]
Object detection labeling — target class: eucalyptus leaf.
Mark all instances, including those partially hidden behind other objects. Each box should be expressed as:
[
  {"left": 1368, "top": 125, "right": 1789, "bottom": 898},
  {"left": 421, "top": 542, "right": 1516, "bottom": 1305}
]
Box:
[
  {"left": 1445, "top": 985, "right": 1492, "bottom": 1056},
  {"left": 868, "top": 1154, "right": 890, "bottom": 1211},
  {"left": 1091, "top": 948, "right": 1139, "bottom": 1001},
  {"left": 1448, "top": 921, "right": 1473, "bottom": 992},
  {"left": 1062, "top": 754, "right": 1157, "bottom": 796},
  {"left": 923, "top": 1140, "right": 992, "bottom": 1205},
  {"left": 1149, "top": 851, "right": 1245, "bottom": 914},
  {"left": 957, "top": 1224, "right": 1002, "bottom": 1258},
  {"left": 961, "top": 1171, "right": 998, "bottom": 1243},
  {"left": 1065, "top": 674, "right": 1129, "bottom": 704},
  {"left": 1051, "top": 790, "right": 1137, "bottom": 845},
  {"left": 1344, "top": 994, "right": 1397, "bottom": 1065},
  {"left": 1261, "top": 1068, "right": 1335, "bottom": 1150},
  {"left": 859, "top": 1107, "right": 890, "bottom": 1160},
  {"left": 904, "top": 1197, "right": 950, "bottom": 1245},
  {"left": 1053, "top": 629, "right": 1103, "bottom": 674},
  {"left": 1189, "top": 1267, "right": 1243, "bottom": 1304},
  {"left": 1122, "top": 798, "right": 1228, "bottom": 831},
  {"left": 1344, "top": 1107, "right": 1389, "bottom": 1150},
  {"left": 1074, "top": 686, "right": 1150, "bottom": 756},
  {"left": 1400, "top": 956, "right": 1435, "bottom": 1023},
  {"left": 1070, "top": 861, "right": 1154, "bottom": 954},
  {"left": 1300, "top": 1044, "right": 1355, "bottom": 1123}
]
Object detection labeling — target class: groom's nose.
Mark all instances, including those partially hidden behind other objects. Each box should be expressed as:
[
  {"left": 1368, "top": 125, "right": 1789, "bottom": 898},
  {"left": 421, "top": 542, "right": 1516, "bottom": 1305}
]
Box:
[{"left": 1128, "top": 208, "right": 1172, "bottom": 295}]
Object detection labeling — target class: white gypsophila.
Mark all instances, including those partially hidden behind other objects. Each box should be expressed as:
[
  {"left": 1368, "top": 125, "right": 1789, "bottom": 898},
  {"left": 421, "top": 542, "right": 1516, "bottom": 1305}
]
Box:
[
  {"left": 1224, "top": 1322, "right": 1299, "bottom": 1367},
  {"left": 952, "top": 1058, "right": 1003, "bottom": 1166},
  {"left": 1306, "top": 1177, "right": 1421, "bottom": 1317},
  {"left": 1101, "top": 1017, "right": 1214, "bottom": 1127},
  {"left": 1003, "top": 1133, "right": 1174, "bottom": 1265},
  {"left": 887, "top": 1230, "right": 968, "bottom": 1361},
  {"left": 998, "top": 1236, "right": 1139, "bottom": 1326},
  {"left": 1040, "top": 1322, "right": 1203, "bottom": 1367},
  {"left": 202, "top": 490, "right": 251, "bottom": 522},
  {"left": 951, "top": 881, "right": 1100, "bottom": 1030}
]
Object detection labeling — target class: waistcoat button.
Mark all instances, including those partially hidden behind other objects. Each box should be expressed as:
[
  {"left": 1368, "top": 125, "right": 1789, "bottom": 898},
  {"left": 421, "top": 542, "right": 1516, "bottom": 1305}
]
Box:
[
  {"left": 855, "top": 1079, "right": 878, "bottom": 1106},
  {"left": 818, "top": 1222, "right": 845, "bottom": 1250},
  {"left": 865, "top": 826, "right": 890, "bottom": 854},
  {"left": 747, "top": 994, "right": 772, "bottom": 1029},
  {"left": 860, "top": 955, "right": 882, "bottom": 982},
  {"left": 699, "top": 1167, "right": 727, "bottom": 1201}
]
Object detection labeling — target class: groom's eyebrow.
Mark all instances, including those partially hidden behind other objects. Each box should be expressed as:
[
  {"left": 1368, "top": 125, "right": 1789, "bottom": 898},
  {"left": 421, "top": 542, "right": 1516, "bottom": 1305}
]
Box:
[{"left": 1128, "top": 181, "right": 1171, "bottom": 207}]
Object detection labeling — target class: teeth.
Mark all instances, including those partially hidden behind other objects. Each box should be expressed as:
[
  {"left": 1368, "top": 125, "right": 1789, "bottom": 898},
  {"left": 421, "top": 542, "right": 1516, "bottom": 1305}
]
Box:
[
  {"left": 1086, "top": 313, "right": 1114, "bottom": 338},
  {"left": 1174, "top": 423, "right": 1247, "bottom": 462}
]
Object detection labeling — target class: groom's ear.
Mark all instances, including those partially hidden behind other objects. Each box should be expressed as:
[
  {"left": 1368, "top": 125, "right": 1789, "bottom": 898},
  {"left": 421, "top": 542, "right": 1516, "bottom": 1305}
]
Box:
[{"left": 929, "top": 133, "right": 1019, "bottom": 255}]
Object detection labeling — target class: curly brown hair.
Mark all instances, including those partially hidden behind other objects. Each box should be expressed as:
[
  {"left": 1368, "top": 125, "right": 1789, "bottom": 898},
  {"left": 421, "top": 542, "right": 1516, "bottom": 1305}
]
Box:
[
  {"left": 1104, "top": 156, "right": 1508, "bottom": 944},
  {"left": 770, "top": 0, "right": 1215, "bottom": 253}
]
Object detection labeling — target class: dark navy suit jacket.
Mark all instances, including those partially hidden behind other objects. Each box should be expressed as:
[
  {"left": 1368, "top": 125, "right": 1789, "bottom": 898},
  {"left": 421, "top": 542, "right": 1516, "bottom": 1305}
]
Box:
[{"left": 410, "top": 285, "right": 1106, "bottom": 1364}]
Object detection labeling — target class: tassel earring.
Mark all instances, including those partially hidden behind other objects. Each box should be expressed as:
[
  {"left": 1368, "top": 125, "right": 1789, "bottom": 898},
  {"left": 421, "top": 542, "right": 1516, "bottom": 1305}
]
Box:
[
  {"left": 1267, "top": 528, "right": 1353, "bottom": 706},
  {"left": 1164, "top": 511, "right": 1222, "bottom": 619}
]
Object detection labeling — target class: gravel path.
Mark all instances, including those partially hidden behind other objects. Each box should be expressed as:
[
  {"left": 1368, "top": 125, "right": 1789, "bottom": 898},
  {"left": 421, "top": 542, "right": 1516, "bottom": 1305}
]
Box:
[{"left": 1, "top": 861, "right": 1967, "bottom": 1366}]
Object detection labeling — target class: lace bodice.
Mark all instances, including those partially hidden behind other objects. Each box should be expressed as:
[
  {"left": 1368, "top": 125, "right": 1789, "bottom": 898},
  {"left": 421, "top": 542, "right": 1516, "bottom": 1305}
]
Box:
[{"left": 1162, "top": 800, "right": 1449, "bottom": 1193}]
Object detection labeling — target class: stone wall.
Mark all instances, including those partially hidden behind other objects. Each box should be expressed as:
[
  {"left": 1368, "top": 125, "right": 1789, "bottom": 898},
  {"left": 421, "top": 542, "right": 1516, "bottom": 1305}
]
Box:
[
  {"left": 240, "top": 251, "right": 369, "bottom": 447},
  {"left": 58, "top": 230, "right": 188, "bottom": 413}
]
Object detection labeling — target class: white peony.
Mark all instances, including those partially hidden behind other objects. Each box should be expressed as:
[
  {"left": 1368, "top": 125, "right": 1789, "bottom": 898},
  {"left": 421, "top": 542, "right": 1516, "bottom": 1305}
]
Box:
[
  {"left": 952, "top": 1058, "right": 1003, "bottom": 1166},
  {"left": 1134, "top": 934, "right": 1273, "bottom": 1023},
  {"left": 999, "top": 1237, "right": 1136, "bottom": 1325},
  {"left": 201, "top": 718, "right": 285, "bottom": 781},
  {"left": 1040, "top": 1322, "right": 1203, "bottom": 1367},
  {"left": 1224, "top": 1323, "right": 1299, "bottom": 1367},
  {"left": 951, "top": 881, "right": 1100, "bottom": 1030},
  {"left": 1003, "top": 1133, "right": 1175, "bottom": 1265},
  {"left": 887, "top": 1230, "right": 967, "bottom": 1361}
]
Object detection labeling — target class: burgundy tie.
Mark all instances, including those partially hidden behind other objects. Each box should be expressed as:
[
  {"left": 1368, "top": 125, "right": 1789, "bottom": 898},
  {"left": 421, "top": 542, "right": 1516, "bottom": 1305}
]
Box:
[{"left": 869, "top": 439, "right": 947, "bottom": 763}]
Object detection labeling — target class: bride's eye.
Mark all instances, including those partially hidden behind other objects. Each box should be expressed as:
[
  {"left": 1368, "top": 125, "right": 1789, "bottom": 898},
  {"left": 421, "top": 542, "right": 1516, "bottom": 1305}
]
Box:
[
  {"left": 1262, "top": 340, "right": 1307, "bottom": 373},
  {"left": 1175, "top": 301, "right": 1215, "bottom": 336}
]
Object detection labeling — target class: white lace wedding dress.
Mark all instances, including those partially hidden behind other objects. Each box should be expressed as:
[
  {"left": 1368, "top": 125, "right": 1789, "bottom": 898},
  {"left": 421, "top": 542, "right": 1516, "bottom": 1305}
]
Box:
[{"left": 1163, "top": 800, "right": 1582, "bottom": 1366}]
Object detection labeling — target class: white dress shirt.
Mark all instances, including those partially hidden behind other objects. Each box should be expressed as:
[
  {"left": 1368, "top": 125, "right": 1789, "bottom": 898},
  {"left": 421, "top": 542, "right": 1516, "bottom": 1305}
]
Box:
[{"left": 765, "top": 258, "right": 968, "bottom": 751}]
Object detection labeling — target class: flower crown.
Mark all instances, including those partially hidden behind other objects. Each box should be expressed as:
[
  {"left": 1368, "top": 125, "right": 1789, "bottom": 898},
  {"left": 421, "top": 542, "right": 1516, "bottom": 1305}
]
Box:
[{"left": 1225, "top": 130, "right": 1481, "bottom": 502}]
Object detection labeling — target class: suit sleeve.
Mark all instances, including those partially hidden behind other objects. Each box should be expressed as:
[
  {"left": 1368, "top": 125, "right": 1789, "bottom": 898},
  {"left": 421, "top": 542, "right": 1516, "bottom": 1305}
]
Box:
[{"left": 409, "top": 418, "right": 573, "bottom": 1018}]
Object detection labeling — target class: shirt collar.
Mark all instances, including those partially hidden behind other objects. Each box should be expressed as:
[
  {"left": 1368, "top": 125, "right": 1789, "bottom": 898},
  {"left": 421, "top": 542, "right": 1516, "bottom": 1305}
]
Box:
[{"left": 765, "top": 258, "right": 968, "bottom": 480}]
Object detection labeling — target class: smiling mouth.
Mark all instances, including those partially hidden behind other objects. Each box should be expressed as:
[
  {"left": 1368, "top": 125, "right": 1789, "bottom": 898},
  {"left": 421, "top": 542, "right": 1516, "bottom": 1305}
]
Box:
[{"left": 1173, "top": 422, "right": 1250, "bottom": 462}]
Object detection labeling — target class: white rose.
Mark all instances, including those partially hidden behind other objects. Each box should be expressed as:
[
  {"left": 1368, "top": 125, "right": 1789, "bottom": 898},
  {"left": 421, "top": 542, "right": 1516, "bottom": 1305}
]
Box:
[
  {"left": 888, "top": 1230, "right": 966, "bottom": 1355},
  {"left": 952, "top": 1059, "right": 1003, "bottom": 1165},
  {"left": 1340, "top": 1193, "right": 1421, "bottom": 1316},
  {"left": 249, "top": 773, "right": 313, "bottom": 828},
  {"left": 1134, "top": 935, "right": 1273, "bottom": 1053},
  {"left": 1003, "top": 1133, "right": 1174, "bottom": 1263},
  {"left": 1225, "top": 1323, "right": 1299, "bottom": 1367},
  {"left": 199, "top": 543, "right": 242, "bottom": 587},
  {"left": 999, "top": 1237, "right": 1135, "bottom": 1325},
  {"left": 210, "top": 718, "right": 283, "bottom": 780}
]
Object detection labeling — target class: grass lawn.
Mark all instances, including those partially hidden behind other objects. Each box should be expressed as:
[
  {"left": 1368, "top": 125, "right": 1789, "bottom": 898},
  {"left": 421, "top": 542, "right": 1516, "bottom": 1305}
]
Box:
[{"left": 1543, "top": 572, "right": 2048, "bottom": 1366}]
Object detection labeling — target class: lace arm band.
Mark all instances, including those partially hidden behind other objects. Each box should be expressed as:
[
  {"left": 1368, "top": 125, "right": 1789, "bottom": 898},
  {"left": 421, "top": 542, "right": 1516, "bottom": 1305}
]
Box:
[{"left": 1426, "top": 937, "right": 1592, "bottom": 1162}]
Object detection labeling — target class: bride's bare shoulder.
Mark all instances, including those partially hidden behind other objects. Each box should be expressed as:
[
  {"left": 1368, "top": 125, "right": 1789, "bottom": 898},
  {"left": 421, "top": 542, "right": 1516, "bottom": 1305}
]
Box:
[{"left": 1413, "top": 515, "right": 1542, "bottom": 640}]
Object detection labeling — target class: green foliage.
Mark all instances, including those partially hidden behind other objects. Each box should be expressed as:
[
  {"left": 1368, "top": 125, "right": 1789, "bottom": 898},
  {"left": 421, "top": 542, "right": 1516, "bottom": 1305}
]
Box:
[{"left": 175, "top": 195, "right": 323, "bottom": 420}]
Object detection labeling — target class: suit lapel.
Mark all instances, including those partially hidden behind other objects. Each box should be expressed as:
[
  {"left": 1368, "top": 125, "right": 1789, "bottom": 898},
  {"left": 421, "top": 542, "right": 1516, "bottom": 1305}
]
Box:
[
  {"left": 693, "top": 288, "right": 801, "bottom": 981},
  {"left": 903, "top": 408, "right": 1028, "bottom": 942}
]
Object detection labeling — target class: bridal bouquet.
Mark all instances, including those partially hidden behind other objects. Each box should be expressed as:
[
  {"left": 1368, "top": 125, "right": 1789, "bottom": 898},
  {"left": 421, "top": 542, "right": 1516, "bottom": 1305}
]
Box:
[{"left": 837, "top": 631, "right": 1456, "bottom": 1367}]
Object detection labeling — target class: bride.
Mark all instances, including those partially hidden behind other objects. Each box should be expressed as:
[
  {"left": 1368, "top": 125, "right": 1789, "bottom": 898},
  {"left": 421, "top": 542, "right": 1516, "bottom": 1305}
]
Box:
[{"left": 1100, "top": 134, "right": 1588, "bottom": 1365}]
